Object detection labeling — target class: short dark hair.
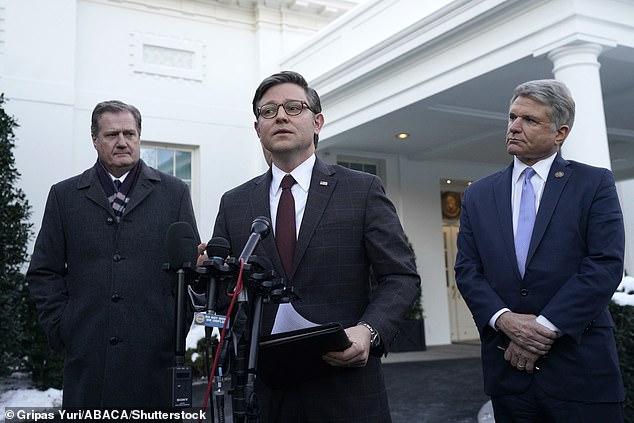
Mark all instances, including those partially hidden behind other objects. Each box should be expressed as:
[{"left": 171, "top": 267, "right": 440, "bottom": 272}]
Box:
[
  {"left": 252, "top": 71, "right": 321, "bottom": 147},
  {"left": 91, "top": 100, "right": 142, "bottom": 137},
  {"left": 511, "top": 79, "right": 575, "bottom": 132}
]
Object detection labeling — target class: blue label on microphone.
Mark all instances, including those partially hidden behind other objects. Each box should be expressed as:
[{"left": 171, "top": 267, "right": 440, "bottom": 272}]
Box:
[{"left": 194, "top": 312, "right": 227, "bottom": 328}]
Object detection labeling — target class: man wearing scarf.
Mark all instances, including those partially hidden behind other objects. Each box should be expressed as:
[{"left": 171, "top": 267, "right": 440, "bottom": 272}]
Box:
[{"left": 27, "top": 100, "right": 199, "bottom": 408}]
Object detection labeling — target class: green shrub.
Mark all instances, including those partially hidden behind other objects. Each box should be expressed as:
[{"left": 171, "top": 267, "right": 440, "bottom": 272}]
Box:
[
  {"left": 185, "top": 336, "right": 209, "bottom": 379},
  {"left": 0, "top": 93, "right": 64, "bottom": 388},
  {"left": 21, "top": 291, "right": 65, "bottom": 389},
  {"left": 610, "top": 301, "right": 634, "bottom": 422},
  {"left": 403, "top": 234, "right": 423, "bottom": 321},
  {"left": 404, "top": 292, "right": 424, "bottom": 320},
  {"left": 185, "top": 332, "right": 221, "bottom": 380}
]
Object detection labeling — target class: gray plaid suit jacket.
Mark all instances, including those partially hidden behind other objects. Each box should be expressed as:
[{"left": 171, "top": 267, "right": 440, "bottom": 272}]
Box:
[{"left": 213, "top": 157, "right": 420, "bottom": 422}]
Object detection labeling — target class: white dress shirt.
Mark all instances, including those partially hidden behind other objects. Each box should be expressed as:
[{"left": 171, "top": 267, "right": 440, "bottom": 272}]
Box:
[
  {"left": 269, "top": 154, "right": 315, "bottom": 239},
  {"left": 269, "top": 154, "right": 317, "bottom": 334},
  {"left": 490, "top": 153, "right": 560, "bottom": 334},
  {"left": 109, "top": 170, "right": 130, "bottom": 184}
]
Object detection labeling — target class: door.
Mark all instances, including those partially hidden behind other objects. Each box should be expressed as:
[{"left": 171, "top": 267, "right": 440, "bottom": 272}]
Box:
[{"left": 444, "top": 224, "right": 479, "bottom": 342}]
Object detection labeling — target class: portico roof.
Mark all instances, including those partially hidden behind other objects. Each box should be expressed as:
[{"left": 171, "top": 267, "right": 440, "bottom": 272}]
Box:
[{"left": 282, "top": 0, "right": 634, "bottom": 180}]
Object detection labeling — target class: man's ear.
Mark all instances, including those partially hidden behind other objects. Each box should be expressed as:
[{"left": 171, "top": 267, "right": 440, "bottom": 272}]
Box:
[
  {"left": 314, "top": 113, "right": 325, "bottom": 134},
  {"left": 555, "top": 124, "right": 570, "bottom": 146},
  {"left": 254, "top": 120, "right": 261, "bottom": 138}
]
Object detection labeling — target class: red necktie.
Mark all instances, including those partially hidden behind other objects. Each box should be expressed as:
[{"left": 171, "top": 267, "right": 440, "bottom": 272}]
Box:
[{"left": 276, "top": 174, "right": 296, "bottom": 278}]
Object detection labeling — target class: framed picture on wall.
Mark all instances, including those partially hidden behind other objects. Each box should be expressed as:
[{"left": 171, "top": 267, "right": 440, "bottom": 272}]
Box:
[{"left": 441, "top": 191, "right": 461, "bottom": 220}]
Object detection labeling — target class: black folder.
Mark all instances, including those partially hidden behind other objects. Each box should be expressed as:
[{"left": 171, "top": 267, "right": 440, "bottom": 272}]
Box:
[{"left": 257, "top": 322, "right": 351, "bottom": 388}]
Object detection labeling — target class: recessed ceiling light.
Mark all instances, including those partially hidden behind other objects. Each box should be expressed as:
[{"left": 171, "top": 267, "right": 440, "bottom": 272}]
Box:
[{"left": 395, "top": 132, "right": 410, "bottom": 140}]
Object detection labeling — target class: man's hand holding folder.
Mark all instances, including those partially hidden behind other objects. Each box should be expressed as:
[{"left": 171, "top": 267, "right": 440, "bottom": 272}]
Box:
[
  {"left": 322, "top": 324, "right": 372, "bottom": 368},
  {"left": 257, "top": 323, "right": 353, "bottom": 388}
]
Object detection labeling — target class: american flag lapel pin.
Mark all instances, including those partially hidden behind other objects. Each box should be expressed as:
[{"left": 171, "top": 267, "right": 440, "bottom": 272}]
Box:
[{"left": 320, "top": 181, "right": 328, "bottom": 186}]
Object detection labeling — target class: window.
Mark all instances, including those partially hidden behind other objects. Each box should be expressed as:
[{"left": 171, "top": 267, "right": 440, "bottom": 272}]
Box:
[
  {"left": 337, "top": 157, "right": 384, "bottom": 180},
  {"left": 141, "top": 145, "right": 193, "bottom": 189}
]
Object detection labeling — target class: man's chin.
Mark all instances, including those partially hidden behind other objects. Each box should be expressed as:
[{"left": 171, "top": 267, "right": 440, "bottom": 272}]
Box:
[
  {"left": 109, "top": 160, "right": 137, "bottom": 175},
  {"left": 506, "top": 145, "right": 523, "bottom": 157},
  {"left": 114, "top": 162, "right": 135, "bottom": 170}
]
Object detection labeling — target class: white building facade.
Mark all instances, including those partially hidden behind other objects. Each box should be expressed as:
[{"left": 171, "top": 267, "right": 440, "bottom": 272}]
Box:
[{"left": 2, "top": 0, "right": 633, "bottom": 346}]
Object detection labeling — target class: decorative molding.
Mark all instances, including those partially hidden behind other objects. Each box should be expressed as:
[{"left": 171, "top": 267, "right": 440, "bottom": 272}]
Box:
[
  {"left": 129, "top": 32, "right": 206, "bottom": 81},
  {"left": 88, "top": 0, "right": 356, "bottom": 29},
  {"left": 608, "top": 127, "right": 634, "bottom": 141},
  {"left": 428, "top": 104, "right": 507, "bottom": 122}
]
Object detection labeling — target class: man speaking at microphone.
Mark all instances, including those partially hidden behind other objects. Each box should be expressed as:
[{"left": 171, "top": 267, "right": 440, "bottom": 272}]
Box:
[
  {"left": 26, "top": 100, "right": 199, "bottom": 408},
  {"left": 209, "top": 71, "right": 421, "bottom": 422}
]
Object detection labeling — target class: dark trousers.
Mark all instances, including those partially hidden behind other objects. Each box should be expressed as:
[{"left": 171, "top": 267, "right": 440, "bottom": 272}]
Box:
[{"left": 491, "top": 381, "right": 624, "bottom": 423}]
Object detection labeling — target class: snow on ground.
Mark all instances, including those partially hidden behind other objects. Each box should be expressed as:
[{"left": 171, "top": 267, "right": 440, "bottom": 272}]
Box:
[
  {"left": 613, "top": 276, "right": 634, "bottom": 306},
  {"left": 0, "top": 372, "right": 61, "bottom": 421},
  {"left": 1, "top": 385, "right": 62, "bottom": 408}
]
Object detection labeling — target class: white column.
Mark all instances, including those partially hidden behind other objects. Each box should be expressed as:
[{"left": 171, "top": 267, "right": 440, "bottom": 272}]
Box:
[
  {"left": 617, "top": 180, "right": 634, "bottom": 277},
  {"left": 547, "top": 43, "right": 612, "bottom": 169}
]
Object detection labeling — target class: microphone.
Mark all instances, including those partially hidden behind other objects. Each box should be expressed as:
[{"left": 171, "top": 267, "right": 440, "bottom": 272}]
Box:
[
  {"left": 194, "top": 237, "right": 234, "bottom": 329},
  {"left": 233, "top": 217, "right": 271, "bottom": 305},
  {"left": 166, "top": 221, "right": 198, "bottom": 270},
  {"left": 205, "top": 237, "right": 231, "bottom": 314},
  {"left": 237, "top": 216, "right": 271, "bottom": 263},
  {"left": 206, "top": 237, "right": 231, "bottom": 262}
]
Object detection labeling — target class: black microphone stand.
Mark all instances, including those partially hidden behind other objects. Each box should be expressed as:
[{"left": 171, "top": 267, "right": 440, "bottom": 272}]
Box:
[
  {"left": 164, "top": 221, "right": 199, "bottom": 409},
  {"left": 196, "top": 254, "right": 233, "bottom": 423},
  {"left": 163, "top": 261, "right": 197, "bottom": 409},
  {"left": 227, "top": 256, "right": 294, "bottom": 423},
  {"left": 205, "top": 273, "right": 222, "bottom": 423},
  {"left": 224, "top": 257, "right": 263, "bottom": 423},
  {"left": 197, "top": 217, "right": 294, "bottom": 423}
]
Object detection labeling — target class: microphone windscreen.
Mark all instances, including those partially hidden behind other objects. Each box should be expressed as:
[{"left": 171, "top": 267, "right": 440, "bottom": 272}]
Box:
[
  {"left": 166, "top": 222, "right": 198, "bottom": 269},
  {"left": 206, "top": 237, "right": 231, "bottom": 259},
  {"left": 251, "top": 216, "right": 271, "bottom": 238}
]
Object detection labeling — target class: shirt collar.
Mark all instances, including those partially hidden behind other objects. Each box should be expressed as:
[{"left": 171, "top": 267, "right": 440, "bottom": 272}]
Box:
[
  {"left": 271, "top": 154, "right": 315, "bottom": 193},
  {"left": 512, "top": 152, "right": 557, "bottom": 183},
  {"left": 109, "top": 170, "right": 130, "bottom": 183}
]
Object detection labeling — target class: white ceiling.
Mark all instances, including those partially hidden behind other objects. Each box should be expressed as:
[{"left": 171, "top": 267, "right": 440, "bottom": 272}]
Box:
[{"left": 319, "top": 45, "right": 634, "bottom": 181}]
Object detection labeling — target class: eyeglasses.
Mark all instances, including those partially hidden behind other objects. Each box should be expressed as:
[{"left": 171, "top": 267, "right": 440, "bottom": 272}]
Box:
[{"left": 257, "top": 100, "right": 312, "bottom": 119}]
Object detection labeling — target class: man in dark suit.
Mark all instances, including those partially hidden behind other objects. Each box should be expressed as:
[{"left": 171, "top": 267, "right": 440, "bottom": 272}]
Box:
[
  {"left": 455, "top": 79, "right": 625, "bottom": 422},
  {"left": 210, "top": 71, "right": 420, "bottom": 422},
  {"left": 27, "top": 100, "right": 199, "bottom": 408}
]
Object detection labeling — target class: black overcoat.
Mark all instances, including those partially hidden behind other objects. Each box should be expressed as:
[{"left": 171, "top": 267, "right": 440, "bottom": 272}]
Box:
[{"left": 27, "top": 160, "right": 199, "bottom": 408}]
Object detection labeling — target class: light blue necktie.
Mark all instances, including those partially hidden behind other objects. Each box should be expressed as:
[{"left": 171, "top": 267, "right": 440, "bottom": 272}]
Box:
[{"left": 515, "top": 168, "right": 536, "bottom": 278}]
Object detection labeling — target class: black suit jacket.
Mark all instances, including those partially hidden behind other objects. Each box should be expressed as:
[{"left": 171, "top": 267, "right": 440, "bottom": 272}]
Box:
[
  {"left": 455, "top": 154, "right": 625, "bottom": 402},
  {"left": 212, "top": 157, "right": 420, "bottom": 421}
]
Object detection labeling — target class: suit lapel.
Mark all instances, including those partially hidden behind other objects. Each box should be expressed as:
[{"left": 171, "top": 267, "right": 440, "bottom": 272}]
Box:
[
  {"left": 291, "top": 158, "right": 336, "bottom": 279},
  {"left": 123, "top": 161, "right": 158, "bottom": 217},
  {"left": 249, "top": 171, "right": 281, "bottom": 274},
  {"left": 79, "top": 168, "right": 115, "bottom": 216},
  {"left": 527, "top": 155, "right": 571, "bottom": 266},
  {"left": 493, "top": 164, "right": 519, "bottom": 277},
  {"left": 248, "top": 171, "right": 283, "bottom": 336}
]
